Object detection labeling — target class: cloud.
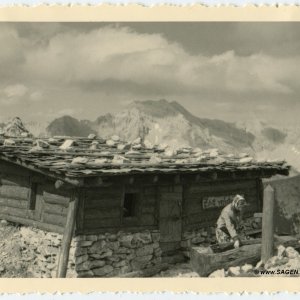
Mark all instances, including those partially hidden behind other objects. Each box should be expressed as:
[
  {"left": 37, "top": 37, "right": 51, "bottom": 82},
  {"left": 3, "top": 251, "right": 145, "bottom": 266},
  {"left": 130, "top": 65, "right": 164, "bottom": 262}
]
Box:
[
  {"left": 19, "top": 25, "right": 297, "bottom": 97},
  {"left": 0, "top": 84, "right": 29, "bottom": 106},
  {"left": 57, "top": 108, "right": 76, "bottom": 116},
  {"left": 29, "top": 90, "right": 43, "bottom": 102},
  {"left": 32, "top": 108, "right": 76, "bottom": 122},
  {"left": 0, "top": 97, "right": 19, "bottom": 106},
  {"left": 0, "top": 83, "right": 44, "bottom": 106},
  {"left": 4, "top": 84, "right": 28, "bottom": 98},
  {"left": 0, "top": 23, "right": 300, "bottom": 126},
  {"left": 0, "top": 26, "right": 25, "bottom": 78}
]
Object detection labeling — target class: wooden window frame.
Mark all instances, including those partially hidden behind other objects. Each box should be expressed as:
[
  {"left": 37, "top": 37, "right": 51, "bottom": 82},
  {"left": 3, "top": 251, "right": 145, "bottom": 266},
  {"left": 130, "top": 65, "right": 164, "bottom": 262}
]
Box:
[{"left": 121, "top": 186, "right": 141, "bottom": 226}]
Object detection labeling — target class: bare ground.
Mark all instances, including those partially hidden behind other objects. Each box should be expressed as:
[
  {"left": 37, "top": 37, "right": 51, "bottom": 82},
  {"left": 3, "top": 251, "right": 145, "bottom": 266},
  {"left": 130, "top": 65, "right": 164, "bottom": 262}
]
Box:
[{"left": 0, "top": 221, "right": 32, "bottom": 277}]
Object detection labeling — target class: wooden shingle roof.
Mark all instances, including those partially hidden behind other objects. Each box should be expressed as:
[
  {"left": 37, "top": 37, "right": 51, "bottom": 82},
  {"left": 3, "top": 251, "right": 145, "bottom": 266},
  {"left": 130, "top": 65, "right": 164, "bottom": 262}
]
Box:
[{"left": 0, "top": 136, "right": 290, "bottom": 182}]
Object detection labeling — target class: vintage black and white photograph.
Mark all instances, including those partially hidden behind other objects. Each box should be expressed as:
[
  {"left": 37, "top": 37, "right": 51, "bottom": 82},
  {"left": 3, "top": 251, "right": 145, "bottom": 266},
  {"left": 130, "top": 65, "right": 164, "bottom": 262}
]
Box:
[{"left": 0, "top": 22, "right": 299, "bottom": 279}]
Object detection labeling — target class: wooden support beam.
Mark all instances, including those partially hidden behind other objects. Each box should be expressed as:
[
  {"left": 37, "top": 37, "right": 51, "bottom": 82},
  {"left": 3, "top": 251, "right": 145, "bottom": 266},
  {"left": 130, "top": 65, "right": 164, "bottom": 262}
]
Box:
[
  {"left": 83, "top": 177, "right": 114, "bottom": 187},
  {"left": 65, "top": 177, "right": 84, "bottom": 187},
  {"left": 56, "top": 190, "right": 79, "bottom": 278},
  {"left": 55, "top": 179, "right": 75, "bottom": 190},
  {"left": 261, "top": 184, "right": 275, "bottom": 264}
]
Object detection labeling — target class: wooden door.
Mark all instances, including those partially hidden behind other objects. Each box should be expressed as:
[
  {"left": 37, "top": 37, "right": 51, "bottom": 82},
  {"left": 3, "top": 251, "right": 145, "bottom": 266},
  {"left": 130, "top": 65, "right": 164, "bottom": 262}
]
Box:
[{"left": 159, "top": 185, "right": 182, "bottom": 251}]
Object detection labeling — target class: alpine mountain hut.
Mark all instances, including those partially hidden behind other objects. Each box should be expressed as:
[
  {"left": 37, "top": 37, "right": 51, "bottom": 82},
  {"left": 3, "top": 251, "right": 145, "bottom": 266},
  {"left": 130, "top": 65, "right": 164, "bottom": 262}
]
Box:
[{"left": 0, "top": 135, "right": 290, "bottom": 277}]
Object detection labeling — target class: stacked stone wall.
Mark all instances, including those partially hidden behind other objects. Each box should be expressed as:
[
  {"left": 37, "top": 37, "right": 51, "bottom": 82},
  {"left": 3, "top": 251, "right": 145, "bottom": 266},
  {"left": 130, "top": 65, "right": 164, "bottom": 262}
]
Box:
[
  {"left": 74, "top": 230, "right": 161, "bottom": 277},
  {"left": 1, "top": 215, "right": 262, "bottom": 277}
]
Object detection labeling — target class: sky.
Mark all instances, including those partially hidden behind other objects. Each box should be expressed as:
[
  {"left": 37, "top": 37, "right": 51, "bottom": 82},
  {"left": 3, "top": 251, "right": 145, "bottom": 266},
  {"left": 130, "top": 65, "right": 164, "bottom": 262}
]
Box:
[{"left": 0, "top": 22, "right": 300, "bottom": 127}]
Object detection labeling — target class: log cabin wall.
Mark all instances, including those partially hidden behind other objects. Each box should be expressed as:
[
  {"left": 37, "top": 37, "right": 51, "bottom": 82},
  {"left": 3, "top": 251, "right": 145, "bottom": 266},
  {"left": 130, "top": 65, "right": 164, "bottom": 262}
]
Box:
[
  {"left": 77, "top": 177, "right": 159, "bottom": 234},
  {"left": 0, "top": 160, "right": 71, "bottom": 234},
  {"left": 180, "top": 177, "right": 263, "bottom": 259},
  {"left": 182, "top": 178, "right": 262, "bottom": 231}
]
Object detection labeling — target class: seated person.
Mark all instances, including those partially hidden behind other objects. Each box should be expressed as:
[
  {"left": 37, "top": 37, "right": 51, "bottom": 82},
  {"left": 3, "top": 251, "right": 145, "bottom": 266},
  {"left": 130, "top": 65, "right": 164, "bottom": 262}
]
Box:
[{"left": 215, "top": 194, "right": 248, "bottom": 248}]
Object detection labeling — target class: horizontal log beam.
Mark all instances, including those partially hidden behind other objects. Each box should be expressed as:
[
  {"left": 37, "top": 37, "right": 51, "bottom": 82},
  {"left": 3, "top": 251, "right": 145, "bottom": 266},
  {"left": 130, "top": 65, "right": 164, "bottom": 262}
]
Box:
[
  {"left": 83, "top": 177, "right": 113, "bottom": 187},
  {"left": 43, "top": 212, "right": 66, "bottom": 227},
  {"left": 191, "top": 235, "right": 299, "bottom": 277},
  {"left": 54, "top": 180, "right": 75, "bottom": 190},
  {"left": 0, "top": 156, "right": 84, "bottom": 187},
  {"left": 0, "top": 213, "right": 64, "bottom": 234},
  {"left": 76, "top": 225, "right": 158, "bottom": 235},
  {"left": 0, "top": 197, "right": 28, "bottom": 209}
]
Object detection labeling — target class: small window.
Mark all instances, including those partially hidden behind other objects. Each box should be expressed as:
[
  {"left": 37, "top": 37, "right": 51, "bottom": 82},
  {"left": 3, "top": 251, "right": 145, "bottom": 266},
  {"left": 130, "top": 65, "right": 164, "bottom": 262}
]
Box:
[{"left": 123, "top": 193, "right": 139, "bottom": 218}]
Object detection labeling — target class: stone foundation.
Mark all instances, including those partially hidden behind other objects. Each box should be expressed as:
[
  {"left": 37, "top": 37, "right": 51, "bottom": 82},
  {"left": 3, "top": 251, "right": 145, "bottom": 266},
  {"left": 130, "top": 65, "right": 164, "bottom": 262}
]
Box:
[
  {"left": 74, "top": 230, "right": 161, "bottom": 277},
  {"left": 3, "top": 223, "right": 162, "bottom": 278},
  {"left": 10, "top": 225, "right": 162, "bottom": 278},
  {"left": 2, "top": 215, "right": 262, "bottom": 277}
]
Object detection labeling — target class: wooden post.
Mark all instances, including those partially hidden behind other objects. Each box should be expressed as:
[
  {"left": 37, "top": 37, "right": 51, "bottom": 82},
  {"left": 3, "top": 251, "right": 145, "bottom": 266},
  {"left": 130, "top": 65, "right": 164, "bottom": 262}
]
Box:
[
  {"left": 56, "top": 190, "right": 79, "bottom": 278},
  {"left": 261, "top": 184, "right": 275, "bottom": 263}
]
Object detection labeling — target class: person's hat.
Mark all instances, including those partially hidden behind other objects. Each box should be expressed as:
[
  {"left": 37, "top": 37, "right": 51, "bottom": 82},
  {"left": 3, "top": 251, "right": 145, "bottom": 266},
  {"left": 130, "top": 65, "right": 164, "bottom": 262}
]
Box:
[{"left": 233, "top": 194, "right": 248, "bottom": 207}]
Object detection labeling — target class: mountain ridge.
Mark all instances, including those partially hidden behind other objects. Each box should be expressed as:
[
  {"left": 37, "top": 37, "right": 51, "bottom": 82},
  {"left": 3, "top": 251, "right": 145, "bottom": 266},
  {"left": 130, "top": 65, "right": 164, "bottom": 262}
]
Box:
[
  {"left": 1, "top": 99, "right": 298, "bottom": 171},
  {"left": 45, "top": 99, "right": 255, "bottom": 154},
  {"left": 46, "top": 115, "right": 97, "bottom": 137}
]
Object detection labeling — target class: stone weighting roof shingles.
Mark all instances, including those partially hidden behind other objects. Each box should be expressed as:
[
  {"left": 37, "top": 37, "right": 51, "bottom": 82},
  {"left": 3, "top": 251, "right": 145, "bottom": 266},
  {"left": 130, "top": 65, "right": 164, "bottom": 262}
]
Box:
[{"left": 0, "top": 135, "right": 290, "bottom": 182}]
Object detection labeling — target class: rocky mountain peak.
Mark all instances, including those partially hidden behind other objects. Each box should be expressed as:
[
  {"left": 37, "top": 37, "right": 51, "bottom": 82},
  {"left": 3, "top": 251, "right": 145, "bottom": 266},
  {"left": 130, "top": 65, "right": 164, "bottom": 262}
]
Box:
[
  {"left": 127, "top": 99, "right": 181, "bottom": 118},
  {"left": 46, "top": 115, "right": 97, "bottom": 137},
  {"left": 1, "top": 117, "right": 32, "bottom": 138}
]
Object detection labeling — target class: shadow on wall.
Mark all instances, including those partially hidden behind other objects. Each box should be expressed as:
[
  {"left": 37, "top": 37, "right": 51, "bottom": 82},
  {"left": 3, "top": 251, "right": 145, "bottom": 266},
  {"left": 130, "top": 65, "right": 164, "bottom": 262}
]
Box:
[{"left": 264, "top": 174, "right": 300, "bottom": 235}]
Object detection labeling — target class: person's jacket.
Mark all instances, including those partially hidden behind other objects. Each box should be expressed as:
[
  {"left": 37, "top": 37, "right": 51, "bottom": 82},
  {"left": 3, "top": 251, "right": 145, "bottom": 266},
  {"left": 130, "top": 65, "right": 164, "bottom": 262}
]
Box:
[{"left": 216, "top": 203, "right": 241, "bottom": 239}]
